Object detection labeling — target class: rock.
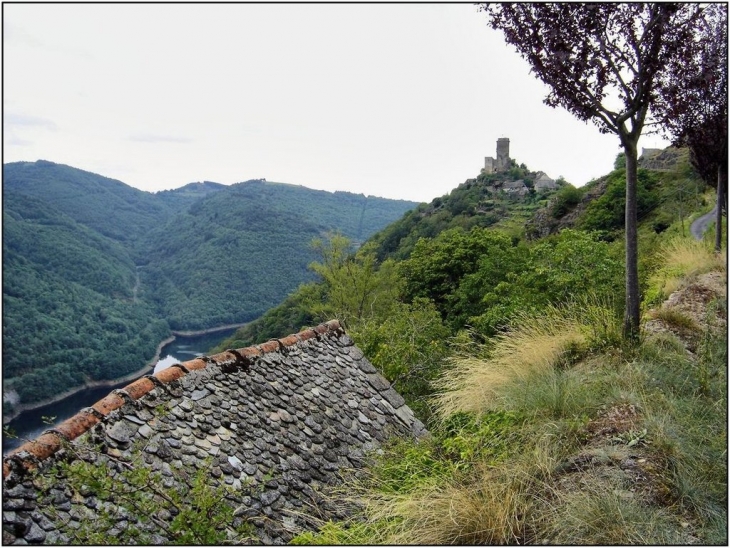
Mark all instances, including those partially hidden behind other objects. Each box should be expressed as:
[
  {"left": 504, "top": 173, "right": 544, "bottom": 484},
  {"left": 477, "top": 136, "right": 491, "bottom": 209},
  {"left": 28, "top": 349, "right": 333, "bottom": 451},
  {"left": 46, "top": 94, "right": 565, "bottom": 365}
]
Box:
[
  {"left": 25, "top": 522, "right": 46, "bottom": 543},
  {"left": 190, "top": 389, "right": 209, "bottom": 401},
  {"left": 228, "top": 455, "right": 244, "bottom": 472},
  {"left": 259, "top": 489, "right": 281, "bottom": 506},
  {"left": 106, "top": 421, "right": 137, "bottom": 444},
  {"left": 123, "top": 414, "right": 146, "bottom": 425}
]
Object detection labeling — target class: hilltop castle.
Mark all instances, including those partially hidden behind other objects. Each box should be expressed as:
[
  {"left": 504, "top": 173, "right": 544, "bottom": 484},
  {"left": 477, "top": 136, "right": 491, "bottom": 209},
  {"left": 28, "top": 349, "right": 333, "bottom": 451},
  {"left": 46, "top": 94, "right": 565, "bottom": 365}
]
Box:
[{"left": 482, "top": 137, "right": 511, "bottom": 174}]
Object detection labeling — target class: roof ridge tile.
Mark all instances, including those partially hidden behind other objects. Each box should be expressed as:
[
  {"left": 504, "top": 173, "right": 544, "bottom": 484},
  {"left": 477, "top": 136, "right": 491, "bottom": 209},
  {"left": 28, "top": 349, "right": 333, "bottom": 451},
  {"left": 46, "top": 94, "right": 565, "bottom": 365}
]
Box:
[{"left": 3, "top": 320, "right": 343, "bottom": 478}]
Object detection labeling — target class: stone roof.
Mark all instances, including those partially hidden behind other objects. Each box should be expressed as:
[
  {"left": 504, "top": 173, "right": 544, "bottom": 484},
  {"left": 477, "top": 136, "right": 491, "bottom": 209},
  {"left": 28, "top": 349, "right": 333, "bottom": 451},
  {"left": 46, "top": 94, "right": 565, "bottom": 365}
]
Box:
[{"left": 2, "top": 320, "right": 426, "bottom": 544}]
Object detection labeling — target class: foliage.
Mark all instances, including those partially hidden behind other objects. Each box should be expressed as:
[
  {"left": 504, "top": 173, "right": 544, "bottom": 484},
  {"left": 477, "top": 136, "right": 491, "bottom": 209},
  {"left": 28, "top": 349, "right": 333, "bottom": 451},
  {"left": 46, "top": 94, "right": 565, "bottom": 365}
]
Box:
[
  {"left": 350, "top": 298, "right": 450, "bottom": 421},
  {"left": 300, "top": 259, "right": 726, "bottom": 545},
  {"left": 368, "top": 168, "right": 560, "bottom": 262},
  {"left": 644, "top": 236, "right": 726, "bottom": 305},
  {"left": 137, "top": 182, "right": 415, "bottom": 330},
  {"left": 550, "top": 184, "right": 582, "bottom": 219},
  {"left": 211, "top": 283, "right": 322, "bottom": 351},
  {"left": 484, "top": 3, "right": 701, "bottom": 339},
  {"left": 654, "top": 5, "right": 727, "bottom": 186},
  {"left": 306, "top": 236, "right": 402, "bottom": 325},
  {"left": 400, "top": 227, "right": 623, "bottom": 336},
  {"left": 434, "top": 299, "right": 621, "bottom": 418},
  {"left": 578, "top": 168, "right": 661, "bottom": 234},
  {"left": 40, "top": 449, "right": 253, "bottom": 544},
  {"left": 399, "top": 228, "right": 524, "bottom": 331},
  {"left": 3, "top": 193, "right": 169, "bottom": 405},
  {"left": 3, "top": 163, "right": 414, "bottom": 404}
]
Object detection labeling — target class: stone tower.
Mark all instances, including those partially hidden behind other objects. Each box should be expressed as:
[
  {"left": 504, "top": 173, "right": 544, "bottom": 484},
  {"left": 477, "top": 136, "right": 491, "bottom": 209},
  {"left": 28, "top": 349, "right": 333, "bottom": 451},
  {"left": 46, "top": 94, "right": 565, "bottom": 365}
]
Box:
[
  {"left": 483, "top": 137, "right": 511, "bottom": 174},
  {"left": 496, "top": 138, "right": 510, "bottom": 171}
]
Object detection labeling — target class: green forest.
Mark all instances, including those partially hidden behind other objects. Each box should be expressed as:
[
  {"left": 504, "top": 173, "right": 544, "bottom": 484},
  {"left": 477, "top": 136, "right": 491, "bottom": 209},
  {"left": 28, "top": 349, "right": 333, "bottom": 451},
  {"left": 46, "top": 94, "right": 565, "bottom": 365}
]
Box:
[{"left": 2, "top": 161, "right": 416, "bottom": 410}]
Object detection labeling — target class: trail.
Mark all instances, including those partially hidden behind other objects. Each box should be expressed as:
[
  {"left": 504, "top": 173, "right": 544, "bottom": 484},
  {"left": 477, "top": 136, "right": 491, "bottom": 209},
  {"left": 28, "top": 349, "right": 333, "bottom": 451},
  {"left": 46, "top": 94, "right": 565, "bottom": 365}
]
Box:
[{"left": 690, "top": 205, "right": 717, "bottom": 240}]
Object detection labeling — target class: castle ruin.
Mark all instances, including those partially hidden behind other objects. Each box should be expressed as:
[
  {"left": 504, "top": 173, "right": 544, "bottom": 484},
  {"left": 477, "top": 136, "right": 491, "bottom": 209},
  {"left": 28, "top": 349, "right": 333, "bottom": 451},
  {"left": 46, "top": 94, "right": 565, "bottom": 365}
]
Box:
[{"left": 483, "top": 137, "right": 511, "bottom": 174}]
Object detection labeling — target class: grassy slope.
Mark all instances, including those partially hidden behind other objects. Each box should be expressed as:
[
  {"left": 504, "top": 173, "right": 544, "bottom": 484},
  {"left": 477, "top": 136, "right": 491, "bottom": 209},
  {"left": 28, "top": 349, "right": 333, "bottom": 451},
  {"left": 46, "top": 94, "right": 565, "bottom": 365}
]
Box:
[
  {"left": 288, "top": 153, "right": 726, "bottom": 544},
  {"left": 292, "top": 219, "right": 727, "bottom": 545}
]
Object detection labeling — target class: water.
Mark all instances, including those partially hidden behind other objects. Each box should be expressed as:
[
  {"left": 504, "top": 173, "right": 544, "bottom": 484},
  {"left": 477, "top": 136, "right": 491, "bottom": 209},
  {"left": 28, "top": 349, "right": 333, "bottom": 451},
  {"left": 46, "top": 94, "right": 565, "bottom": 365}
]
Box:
[{"left": 3, "top": 328, "right": 238, "bottom": 455}]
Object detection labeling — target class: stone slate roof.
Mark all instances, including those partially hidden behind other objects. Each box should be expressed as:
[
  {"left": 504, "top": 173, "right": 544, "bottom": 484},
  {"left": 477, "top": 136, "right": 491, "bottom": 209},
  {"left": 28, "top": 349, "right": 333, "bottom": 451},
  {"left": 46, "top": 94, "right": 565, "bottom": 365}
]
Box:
[{"left": 2, "top": 320, "right": 426, "bottom": 544}]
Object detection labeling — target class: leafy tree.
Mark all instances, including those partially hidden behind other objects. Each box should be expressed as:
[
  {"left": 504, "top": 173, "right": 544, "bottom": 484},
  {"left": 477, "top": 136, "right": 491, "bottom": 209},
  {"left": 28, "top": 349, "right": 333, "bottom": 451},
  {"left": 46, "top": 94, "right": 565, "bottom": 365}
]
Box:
[
  {"left": 550, "top": 184, "right": 582, "bottom": 219},
  {"left": 352, "top": 298, "right": 450, "bottom": 421},
  {"left": 469, "top": 230, "right": 623, "bottom": 335},
  {"left": 308, "top": 235, "right": 402, "bottom": 326},
  {"left": 653, "top": 4, "right": 728, "bottom": 252},
  {"left": 483, "top": 3, "right": 700, "bottom": 340},
  {"left": 399, "top": 228, "right": 521, "bottom": 330},
  {"left": 578, "top": 169, "right": 660, "bottom": 235}
]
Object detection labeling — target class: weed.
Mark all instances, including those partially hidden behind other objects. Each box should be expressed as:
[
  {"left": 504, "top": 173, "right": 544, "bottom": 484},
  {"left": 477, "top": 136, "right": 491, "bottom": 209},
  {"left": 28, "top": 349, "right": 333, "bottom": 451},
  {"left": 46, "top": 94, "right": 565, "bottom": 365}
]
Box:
[
  {"left": 650, "top": 306, "right": 701, "bottom": 332},
  {"left": 609, "top": 428, "right": 649, "bottom": 447}
]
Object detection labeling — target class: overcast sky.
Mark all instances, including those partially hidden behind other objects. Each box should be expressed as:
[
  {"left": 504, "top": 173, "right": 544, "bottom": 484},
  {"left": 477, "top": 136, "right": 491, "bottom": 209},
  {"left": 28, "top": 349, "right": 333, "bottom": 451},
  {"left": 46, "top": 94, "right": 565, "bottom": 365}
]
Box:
[{"left": 3, "top": 3, "right": 671, "bottom": 203}]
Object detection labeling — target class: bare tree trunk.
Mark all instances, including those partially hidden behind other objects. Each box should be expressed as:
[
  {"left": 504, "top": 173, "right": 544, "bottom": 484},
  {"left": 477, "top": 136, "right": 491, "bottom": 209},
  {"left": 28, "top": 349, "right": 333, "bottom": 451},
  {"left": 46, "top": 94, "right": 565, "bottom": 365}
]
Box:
[
  {"left": 716, "top": 162, "right": 727, "bottom": 253},
  {"left": 623, "top": 141, "right": 641, "bottom": 342}
]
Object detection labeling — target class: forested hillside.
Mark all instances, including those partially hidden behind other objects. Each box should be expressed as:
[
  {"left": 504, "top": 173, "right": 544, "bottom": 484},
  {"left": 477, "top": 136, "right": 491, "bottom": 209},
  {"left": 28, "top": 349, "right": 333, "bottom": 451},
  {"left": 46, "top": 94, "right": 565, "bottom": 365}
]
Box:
[
  {"left": 137, "top": 180, "right": 417, "bottom": 329},
  {"left": 368, "top": 161, "right": 564, "bottom": 261},
  {"left": 3, "top": 192, "right": 169, "bottom": 406},
  {"left": 2, "top": 161, "right": 416, "bottom": 412},
  {"left": 3, "top": 161, "right": 174, "bottom": 245},
  {"left": 215, "top": 148, "right": 715, "bottom": 415}
]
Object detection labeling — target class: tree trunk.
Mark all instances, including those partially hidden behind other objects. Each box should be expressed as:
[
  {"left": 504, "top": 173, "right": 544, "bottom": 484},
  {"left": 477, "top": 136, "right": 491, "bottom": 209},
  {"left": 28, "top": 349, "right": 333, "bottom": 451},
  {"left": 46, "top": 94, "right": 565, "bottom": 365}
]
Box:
[
  {"left": 716, "top": 162, "right": 727, "bottom": 253},
  {"left": 623, "top": 140, "right": 641, "bottom": 342}
]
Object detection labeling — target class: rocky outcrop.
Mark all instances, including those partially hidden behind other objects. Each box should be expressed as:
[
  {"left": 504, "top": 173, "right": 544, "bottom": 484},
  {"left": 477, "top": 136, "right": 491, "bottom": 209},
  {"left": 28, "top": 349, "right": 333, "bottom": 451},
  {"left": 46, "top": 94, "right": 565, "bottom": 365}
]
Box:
[{"left": 2, "top": 321, "right": 426, "bottom": 544}]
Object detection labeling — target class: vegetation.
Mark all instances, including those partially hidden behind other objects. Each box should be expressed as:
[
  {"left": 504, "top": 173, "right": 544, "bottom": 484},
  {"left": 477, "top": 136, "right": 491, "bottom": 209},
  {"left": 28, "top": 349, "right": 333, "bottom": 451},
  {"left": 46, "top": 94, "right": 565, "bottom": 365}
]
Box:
[
  {"left": 293, "top": 235, "right": 726, "bottom": 545},
  {"left": 654, "top": 4, "right": 727, "bottom": 252},
  {"left": 484, "top": 3, "right": 701, "bottom": 340},
  {"left": 3, "top": 192, "right": 168, "bottom": 406},
  {"left": 366, "top": 165, "right": 564, "bottom": 262},
  {"left": 35, "top": 441, "right": 255, "bottom": 544},
  {"left": 2, "top": 161, "right": 415, "bottom": 407}
]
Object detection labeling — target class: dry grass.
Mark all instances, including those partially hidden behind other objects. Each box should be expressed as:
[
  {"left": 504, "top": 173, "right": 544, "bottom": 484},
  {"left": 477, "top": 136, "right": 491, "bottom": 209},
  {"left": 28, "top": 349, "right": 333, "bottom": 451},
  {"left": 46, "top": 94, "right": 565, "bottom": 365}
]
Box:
[
  {"left": 360, "top": 436, "right": 563, "bottom": 545},
  {"left": 648, "top": 306, "right": 701, "bottom": 332},
  {"left": 648, "top": 237, "right": 726, "bottom": 299},
  {"left": 435, "top": 307, "right": 595, "bottom": 417}
]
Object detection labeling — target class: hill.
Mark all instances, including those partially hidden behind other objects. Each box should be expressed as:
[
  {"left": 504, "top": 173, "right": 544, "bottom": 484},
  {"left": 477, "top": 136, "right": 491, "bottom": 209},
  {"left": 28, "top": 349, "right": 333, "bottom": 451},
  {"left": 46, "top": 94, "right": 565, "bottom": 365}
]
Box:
[
  {"left": 367, "top": 161, "right": 565, "bottom": 261},
  {"left": 137, "top": 180, "right": 418, "bottom": 329},
  {"left": 2, "top": 192, "right": 168, "bottom": 407},
  {"left": 2, "top": 161, "right": 416, "bottom": 411},
  {"left": 3, "top": 161, "right": 174, "bottom": 245}
]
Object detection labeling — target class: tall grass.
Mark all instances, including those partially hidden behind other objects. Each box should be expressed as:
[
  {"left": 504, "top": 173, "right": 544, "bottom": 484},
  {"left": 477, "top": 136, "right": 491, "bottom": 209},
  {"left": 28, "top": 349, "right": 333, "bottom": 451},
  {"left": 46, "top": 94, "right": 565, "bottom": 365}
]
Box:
[
  {"left": 434, "top": 297, "right": 621, "bottom": 419},
  {"left": 646, "top": 236, "right": 726, "bottom": 304}
]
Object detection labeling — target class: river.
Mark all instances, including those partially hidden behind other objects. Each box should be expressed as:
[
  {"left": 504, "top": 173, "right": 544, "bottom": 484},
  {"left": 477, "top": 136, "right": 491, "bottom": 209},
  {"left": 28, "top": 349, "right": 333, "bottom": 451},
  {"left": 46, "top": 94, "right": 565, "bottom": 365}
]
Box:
[{"left": 2, "top": 328, "right": 238, "bottom": 455}]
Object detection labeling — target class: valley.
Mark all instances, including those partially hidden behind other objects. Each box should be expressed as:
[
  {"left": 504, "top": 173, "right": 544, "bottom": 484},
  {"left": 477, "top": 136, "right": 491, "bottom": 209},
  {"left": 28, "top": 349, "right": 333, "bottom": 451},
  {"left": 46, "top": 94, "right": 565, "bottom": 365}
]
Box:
[{"left": 2, "top": 161, "right": 417, "bottom": 416}]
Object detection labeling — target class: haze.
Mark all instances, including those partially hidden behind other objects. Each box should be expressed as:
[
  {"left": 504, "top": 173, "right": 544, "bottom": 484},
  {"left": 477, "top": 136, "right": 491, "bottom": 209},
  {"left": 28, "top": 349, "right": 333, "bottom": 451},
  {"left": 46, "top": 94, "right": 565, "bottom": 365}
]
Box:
[{"left": 3, "top": 3, "right": 670, "bottom": 203}]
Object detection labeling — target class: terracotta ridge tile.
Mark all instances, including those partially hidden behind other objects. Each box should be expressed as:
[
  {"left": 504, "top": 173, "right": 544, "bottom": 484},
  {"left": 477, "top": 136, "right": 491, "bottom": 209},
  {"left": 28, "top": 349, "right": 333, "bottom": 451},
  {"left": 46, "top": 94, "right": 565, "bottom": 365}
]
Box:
[{"left": 2, "top": 320, "right": 343, "bottom": 479}]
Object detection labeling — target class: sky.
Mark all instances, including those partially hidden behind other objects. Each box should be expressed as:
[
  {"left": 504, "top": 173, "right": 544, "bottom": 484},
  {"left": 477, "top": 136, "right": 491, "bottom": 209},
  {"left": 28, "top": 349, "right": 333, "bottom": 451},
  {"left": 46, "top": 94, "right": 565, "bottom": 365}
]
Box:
[{"left": 3, "top": 3, "right": 671, "bottom": 203}]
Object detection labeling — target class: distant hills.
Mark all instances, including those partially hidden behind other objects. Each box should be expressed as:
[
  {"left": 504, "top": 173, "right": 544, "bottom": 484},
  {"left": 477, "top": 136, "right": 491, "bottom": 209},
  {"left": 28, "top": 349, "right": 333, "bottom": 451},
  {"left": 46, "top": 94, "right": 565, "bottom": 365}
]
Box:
[{"left": 2, "top": 160, "right": 416, "bottom": 410}]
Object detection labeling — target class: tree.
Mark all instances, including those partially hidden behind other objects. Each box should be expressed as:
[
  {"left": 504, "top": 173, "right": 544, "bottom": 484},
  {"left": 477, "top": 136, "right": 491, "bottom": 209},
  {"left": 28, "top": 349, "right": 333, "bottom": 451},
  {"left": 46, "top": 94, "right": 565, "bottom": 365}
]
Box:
[
  {"left": 308, "top": 234, "right": 401, "bottom": 325},
  {"left": 483, "top": 3, "right": 699, "bottom": 340},
  {"left": 653, "top": 4, "right": 728, "bottom": 252}
]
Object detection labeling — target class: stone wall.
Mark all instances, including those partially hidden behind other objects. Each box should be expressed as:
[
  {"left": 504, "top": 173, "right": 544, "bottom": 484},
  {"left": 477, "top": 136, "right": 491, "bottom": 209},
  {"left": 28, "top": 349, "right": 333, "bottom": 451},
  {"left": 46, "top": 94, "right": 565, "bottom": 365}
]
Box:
[{"left": 2, "top": 321, "right": 426, "bottom": 544}]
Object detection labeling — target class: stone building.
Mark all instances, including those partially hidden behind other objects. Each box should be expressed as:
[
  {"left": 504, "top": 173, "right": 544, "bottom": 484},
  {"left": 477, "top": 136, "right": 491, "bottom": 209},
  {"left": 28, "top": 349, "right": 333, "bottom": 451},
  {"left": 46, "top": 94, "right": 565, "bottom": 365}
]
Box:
[
  {"left": 502, "top": 179, "right": 528, "bottom": 195},
  {"left": 483, "top": 137, "right": 511, "bottom": 174},
  {"left": 534, "top": 171, "right": 557, "bottom": 191},
  {"left": 2, "top": 321, "right": 425, "bottom": 545}
]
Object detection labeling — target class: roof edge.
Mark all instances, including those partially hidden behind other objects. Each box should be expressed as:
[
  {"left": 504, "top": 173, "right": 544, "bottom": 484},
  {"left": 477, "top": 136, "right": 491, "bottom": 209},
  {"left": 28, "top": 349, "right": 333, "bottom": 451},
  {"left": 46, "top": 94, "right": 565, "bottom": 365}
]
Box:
[{"left": 3, "top": 319, "right": 343, "bottom": 479}]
